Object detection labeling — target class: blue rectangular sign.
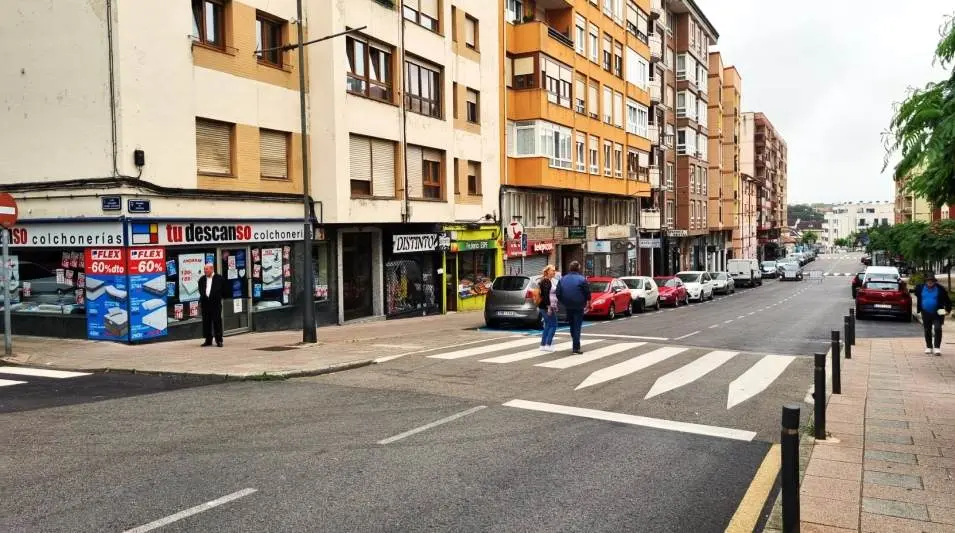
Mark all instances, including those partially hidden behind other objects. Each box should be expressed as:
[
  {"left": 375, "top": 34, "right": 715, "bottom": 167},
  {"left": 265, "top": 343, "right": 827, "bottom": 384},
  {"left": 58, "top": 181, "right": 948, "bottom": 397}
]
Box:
[
  {"left": 101, "top": 196, "right": 121, "bottom": 211},
  {"left": 128, "top": 199, "right": 151, "bottom": 213}
]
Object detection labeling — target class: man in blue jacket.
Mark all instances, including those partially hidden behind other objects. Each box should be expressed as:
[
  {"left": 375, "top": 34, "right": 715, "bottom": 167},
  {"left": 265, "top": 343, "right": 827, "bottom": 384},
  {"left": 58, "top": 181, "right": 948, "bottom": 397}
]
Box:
[
  {"left": 914, "top": 273, "right": 952, "bottom": 356},
  {"left": 556, "top": 261, "right": 591, "bottom": 354}
]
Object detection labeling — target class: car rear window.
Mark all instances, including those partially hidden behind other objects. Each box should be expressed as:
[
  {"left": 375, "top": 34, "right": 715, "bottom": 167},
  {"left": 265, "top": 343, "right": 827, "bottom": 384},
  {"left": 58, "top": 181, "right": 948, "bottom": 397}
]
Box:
[
  {"left": 589, "top": 281, "right": 610, "bottom": 292},
  {"left": 622, "top": 279, "right": 642, "bottom": 289},
  {"left": 492, "top": 276, "right": 529, "bottom": 291},
  {"left": 864, "top": 280, "right": 900, "bottom": 291}
]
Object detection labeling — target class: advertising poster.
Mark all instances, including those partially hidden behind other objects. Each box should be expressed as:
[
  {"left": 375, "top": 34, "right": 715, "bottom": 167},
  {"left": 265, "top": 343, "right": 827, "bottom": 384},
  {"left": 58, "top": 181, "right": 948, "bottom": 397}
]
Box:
[
  {"left": 84, "top": 248, "right": 129, "bottom": 342},
  {"left": 127, "top": 247, "right": 168, "bottom": 341},
  {"left": 261, "top": 248, "right": 283, "bottom": 290},
  {"left": 178, "top": 253, "right": 205, "bottom": 302},
  {"left": 3, "top": 255, "right": 19, "bottom": 304}
]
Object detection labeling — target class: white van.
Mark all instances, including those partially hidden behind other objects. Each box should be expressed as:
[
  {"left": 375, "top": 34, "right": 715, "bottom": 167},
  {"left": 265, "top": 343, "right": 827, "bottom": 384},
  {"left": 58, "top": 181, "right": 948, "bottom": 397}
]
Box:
[{"left": 727, "top": 258, "right": 762, "bottom": 288}]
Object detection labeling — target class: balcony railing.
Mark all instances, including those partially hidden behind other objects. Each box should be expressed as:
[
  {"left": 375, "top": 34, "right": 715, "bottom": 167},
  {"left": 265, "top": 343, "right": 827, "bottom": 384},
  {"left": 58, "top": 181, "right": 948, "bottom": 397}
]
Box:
[
  {"left": 650, "top": 0, "right": 664, "bottom": 20},
  {"left": 648, "top": 125, "right": 660, "bottom": 145},
  {"left": 649, "top": 165, "right": 661, "bottom": 189},
  {"left": 649, "top": 84, "right": 662, "bottom": 104},
  {"left": 641, "top": 210, "right": 661, "bottom": 230},
  {"left": 649, "top": 34, "right": 663, "bottom": 62},
  {"left": 546, "top": 25, "right": 574, "bottom": 49}
]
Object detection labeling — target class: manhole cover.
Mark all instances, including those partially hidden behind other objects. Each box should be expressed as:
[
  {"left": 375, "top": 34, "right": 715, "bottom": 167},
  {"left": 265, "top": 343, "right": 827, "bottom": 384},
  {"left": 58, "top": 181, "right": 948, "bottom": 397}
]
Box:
[{"left": 254, "top": 346, "right": 300, "bottom": 352}]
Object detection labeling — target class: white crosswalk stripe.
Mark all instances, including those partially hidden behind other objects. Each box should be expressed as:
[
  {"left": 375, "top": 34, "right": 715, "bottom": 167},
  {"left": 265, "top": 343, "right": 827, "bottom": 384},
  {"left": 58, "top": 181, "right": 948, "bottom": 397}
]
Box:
[
  {"left": 0, "top": 378, "right": 27, "bottom": 387},
  {"left": 535, "top": 342, "right": 644, "bottom": 369},
  {"left": 576, "top": 347, "right": 688, "bottom": 390},
  {"left": 0, "top": 366, "right": 91, "bottom": 388},
  {"left": 427, "top": 338, "right": 541, "bottom": 360},
  {"left": 481, "top": 340, "right": 601, "bottom": 364},
  {"left": 726, "top": 355, "right": 796, "bottom": 409},
  {"left": 644, "top": 351, "right": 738, "bottom": 399}
]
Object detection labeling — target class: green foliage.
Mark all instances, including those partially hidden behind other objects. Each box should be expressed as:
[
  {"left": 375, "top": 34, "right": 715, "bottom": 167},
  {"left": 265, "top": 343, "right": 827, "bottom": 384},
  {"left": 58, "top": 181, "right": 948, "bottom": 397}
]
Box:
[
  {"left": 800, "top": 230, "right": 819, "bottom": 246},
  {"left": 885, "top": 15, "right": 955, "bottom": 207},
  {"left": 866, "top": 220, "right": 955, "bottom": 267},
  {"left": 833, "top": 237, "right": 851, "bottom": 248},
  {"left": 788, "top": 204, "right": 825, "bottom": 225}
]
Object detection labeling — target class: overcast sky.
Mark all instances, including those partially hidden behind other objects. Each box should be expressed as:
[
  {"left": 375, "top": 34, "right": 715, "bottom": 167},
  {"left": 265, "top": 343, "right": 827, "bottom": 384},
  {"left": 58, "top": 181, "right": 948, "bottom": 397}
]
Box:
[{"left": 695, "top": 0, "right": 952, "bottom": 205}]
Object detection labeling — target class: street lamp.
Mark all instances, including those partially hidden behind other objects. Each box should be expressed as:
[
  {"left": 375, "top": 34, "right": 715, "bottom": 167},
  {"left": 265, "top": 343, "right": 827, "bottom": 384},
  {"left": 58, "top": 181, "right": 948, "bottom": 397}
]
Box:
[{"left": 256, "top": 5, "right": 367, "bottom": 343}]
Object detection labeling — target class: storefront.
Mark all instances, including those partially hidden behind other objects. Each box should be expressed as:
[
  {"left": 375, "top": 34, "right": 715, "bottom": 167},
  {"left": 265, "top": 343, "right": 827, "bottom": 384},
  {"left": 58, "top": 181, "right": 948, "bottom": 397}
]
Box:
[
  {"left": 384, "top": 228, "right": 446, "bottom": 318},
  {"left": 504, "top": 239, "right": 555, "bottom": 276},
  {"left": 443, "top": 224, "right": 502, "bottom": 313},
  {"left": 587, "top": 225, "right": 634, "bottom": 277}
]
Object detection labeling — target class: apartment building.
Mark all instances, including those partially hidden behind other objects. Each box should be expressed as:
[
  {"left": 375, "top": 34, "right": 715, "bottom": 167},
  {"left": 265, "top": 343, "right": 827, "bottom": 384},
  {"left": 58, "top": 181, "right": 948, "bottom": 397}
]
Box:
[
  {"left": 706, "top": 52, "right": 741, "bottom": 271},
  {"left": 0, "top": 0, "right": 500, "bottom": 341},
  {"left": 501, "top": 0, "right": 656, "bottom": 277},
  {"left": 821, "top": 201, "right": 894, "bottom": 248},
  {"left": 737, "top": 113, "right": 760, "bottom": 259},
  {"left": 740, "top": 111, "right": 787, "bottom": 260}
]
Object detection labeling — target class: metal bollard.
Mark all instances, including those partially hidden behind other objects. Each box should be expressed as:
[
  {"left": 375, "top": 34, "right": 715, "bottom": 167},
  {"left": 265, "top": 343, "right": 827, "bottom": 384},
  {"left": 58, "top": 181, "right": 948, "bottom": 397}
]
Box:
[
  {"left": 848, "top": 307, "right": 856, "bottom": 346},
  {"left": 831, "top": 330, "right": 841, "bottom": 394},
  {"left": 781, "top": 404, "right": 801, "bottom": 533},
  {"left": 814, "top": 352, "right": 827, "bottom": 440},
  {"left": 844, "top": 316, "right": 852, "bottom": 359}
]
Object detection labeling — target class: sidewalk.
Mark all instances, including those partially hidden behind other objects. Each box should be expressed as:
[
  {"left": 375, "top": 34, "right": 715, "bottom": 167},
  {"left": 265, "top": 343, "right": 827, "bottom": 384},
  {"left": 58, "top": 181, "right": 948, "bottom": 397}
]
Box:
[
  {"left": 0, "top": 312, "right": 488, "bottom": 379},
  {"left": 769, "top": 336, "right": 955, "bottom": 532}
]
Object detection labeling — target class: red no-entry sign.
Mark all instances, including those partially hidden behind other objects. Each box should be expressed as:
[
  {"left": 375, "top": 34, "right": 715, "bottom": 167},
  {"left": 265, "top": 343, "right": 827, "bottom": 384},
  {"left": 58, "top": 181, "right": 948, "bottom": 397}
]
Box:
[{"left": 0, "top": 193, "right": 17, "bottom": 228}]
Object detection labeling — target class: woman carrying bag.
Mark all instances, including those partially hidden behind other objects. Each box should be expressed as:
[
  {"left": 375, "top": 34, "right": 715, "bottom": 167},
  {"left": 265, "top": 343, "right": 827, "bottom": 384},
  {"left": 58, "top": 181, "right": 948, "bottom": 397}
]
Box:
[{"left": 537, "top": 265, "right": 559, "bottom": 352}]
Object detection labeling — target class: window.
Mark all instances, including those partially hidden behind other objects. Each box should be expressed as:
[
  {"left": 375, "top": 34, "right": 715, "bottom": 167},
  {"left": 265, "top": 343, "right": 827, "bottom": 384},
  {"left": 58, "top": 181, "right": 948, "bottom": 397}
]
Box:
[
  {"left": 349, "top": 134, "right": 396, "bottom": 197},
  {"left": 543, "top": 56, "right": 572, "bottom": 108},
  {"left": 505, "top": 0, "right": 523, "bottom": 24},
  {"left": 677, "top": 91, "right": 696, "bottom": 120},
  {"left": 454, "top": 157, "right": 460, "bottom": 194},
  {"left": 697, "top": 132, "right": 707, "bottom": 160},
  {"left": 589, "top": 135, "right": 599, "bottom": 174},
  {"left": 574, "top": 74, "right": 586, "bottom": 114},
  {"left": 626, "top": 99, "right": 649, "bottom": 137},
  {"left": 602, "top": 34, "right": 613, "bottom": 72},
  {"left": 627, "top": 148, "right": 638, "bottom": 180},
  {"left": 451, "top": 6, "right": 458, "bottom": 42},
  {"left": 512, "top": 56, "right": 536, "bottom": 88},
  {"left": 677, "top": 128, "right": 696, "bottom": 155},
  {"left": 346, "top": 35, "right": 393, "bottom": 102},
  {"left": 452, "top": 83, "right": 458, "bottom": 118},
  {"left": 697, "top": 100, "right": 707, "bottom": 124},
  {"left": 260, "top": 129, "right": 289, "bottom": 179},
  {"left": 196, "top": 118, "right": 233, "bottom": 175},
  {"left": 665, "top": 47, "right": 673, "bottom": 68},
  {"left": 666, "top": 200, "right": 675, "bottom": 226},
  {"left": 575, "top": 15, "right": 586, "bottom": 55},
  {"left": 613, "top": 42, "right": 624, "bottom": 77},
  {"left": 404, "top": 58, "right": 442, "bottom": 118},
  {"left": 676, "top": 53, "right": 686, "bottom": 80},
  {"left": 255, "top": 13, "right": 284, "bottom": 67},
  {"left": 637, "top": 9, "right": 648, "bottom": 41},
  {"left": 613, "top": 91, "right": 624, "bottom": 128},
  {"left": 589, "top": 24, "right": 600, "bottom": 63},
  {"left": 403, "top": 0, "right": 439, "bottom": 32},
  {"left": 511, "top": 120, "right": 571, "bottom": 169},
  {"left": 665, "top": 123, "right": 674, "bottom": 147},
  {"left": 588, "top": 80, "right": 599, "bottom": 118},
  {"left": 603, "top": 86, "right": 613, "bottom": 123},
  {"left": 613, "top": 143, "right": 623, "bottom": 178},
  {"left": 603, "top": 140, "right": 613, "bottom": 176},
  {"left": 666, "top": 162, "right": 674, "bottom": 190},
  {"left": 575, "top": 132, "right": 586, "bottom": 172},
  {"left": 556, "top": 195, "right": 583, "bottom": 226},
  {"left": 191, "top": 0, "right": 224, "bottom": 48},
  {"left": 464, "top": 15, "right": 479, "bottom": 50},
  {"left": 625, "top": 48, "right": 648, "bottom": 89},
  {"left": 603, "top": 0, "right": 613, "bottom": 17},
  {"left": 467, "top": 161, "right": 481, "bottom": 195},
  {"left": 664, "top": 83, "right": 673, "bottom": 108},
  {"left": 466, "top": 88, "right": 479, "bottom": 122}
]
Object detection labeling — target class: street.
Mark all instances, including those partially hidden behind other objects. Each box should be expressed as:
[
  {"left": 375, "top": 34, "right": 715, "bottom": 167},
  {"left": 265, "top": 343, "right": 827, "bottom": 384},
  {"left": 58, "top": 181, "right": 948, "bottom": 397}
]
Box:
[{"left": 0, "top": 252, "right": 922, "bottom": 532}]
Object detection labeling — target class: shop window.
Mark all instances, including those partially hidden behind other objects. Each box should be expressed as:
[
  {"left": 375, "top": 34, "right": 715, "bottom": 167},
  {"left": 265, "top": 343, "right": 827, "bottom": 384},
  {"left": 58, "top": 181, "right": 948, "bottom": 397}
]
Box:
[
  {"left": 251, "top": 245, "right": 294, "bottom": 310},
  {"left": 313, "top": 242, "right": 331, "bottom": 302},
  {"left": 385, "top": 255, "right": 438, "bottom": 316},
  {"left": 166, "top": 249, "right": 217, "bottom": 323},
  {"left": 4, "top": 250, "right": 86, "bottom": 315},
  {"left": 456, "top": 250, "right": 493, "bottom": 300}
]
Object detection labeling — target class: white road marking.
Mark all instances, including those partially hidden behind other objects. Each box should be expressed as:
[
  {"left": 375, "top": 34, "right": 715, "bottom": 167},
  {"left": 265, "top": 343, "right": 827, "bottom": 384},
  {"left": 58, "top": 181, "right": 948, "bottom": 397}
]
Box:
[
  {"left": 0, "top": 379, "right": 27, "bottom": 387},
  {"left": 727, "top": 355, "right": 797, "bottom": 409},
  {"left": 536, "top": 342, "right": 645, "bottom": 369},
  {"left": 122, "top": 488, "right": 258, "bottom": 533},
  {"left": 503, "top": 399, "right": 756, "bottom": 441},
  {"left": 378, "top": 406, "right": 487, "bottom": 444},
  {"left": 674, "top": 330, "right": 701, "bottom": 340},
  {"left": 375, "top": 336, "right": 518, "bottom": 362},
  {"left": 724, "top": 319, "right": 734, "bottom": 324},
  {"left": 480, "top": 340, "right": 600, "bottom": 364},
  {"left": 737, "top": 315, "right": 746, "bottom": 319},
  {"left": 0, "top": 366, "right": 90, "bottom": 379},
  {"left": 428, "top": 338, "right": 540, "bottom": 360},
  {"left": 708, "top": 324, "right": 719, "bottom": 329},
  {"left": 645, "top": 351, "right": 740, "bottom": 399},
  {"left": 747, "top": 312, "right": 756, "bottom": 316},
  {"left": 576, "top": 346, "right": 688, "bottom": 390},
  {"left": 564, "top": 332, "right": 670, "bottom": 341}
]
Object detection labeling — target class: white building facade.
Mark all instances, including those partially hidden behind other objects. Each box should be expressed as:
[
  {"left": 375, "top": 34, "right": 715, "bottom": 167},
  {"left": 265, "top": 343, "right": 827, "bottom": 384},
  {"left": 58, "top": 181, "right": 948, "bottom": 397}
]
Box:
[{"left": 821, "top": 201, "right": 894, "bottom": 248}]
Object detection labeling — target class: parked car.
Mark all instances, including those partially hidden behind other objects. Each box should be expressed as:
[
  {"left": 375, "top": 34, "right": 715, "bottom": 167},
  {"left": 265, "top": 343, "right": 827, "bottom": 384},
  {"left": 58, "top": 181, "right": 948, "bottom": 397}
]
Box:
[
  {"left": 780, "top": 263, "right": 804, "bottom": 281},
  {"left": 619, "top": 276, "right": 660, "bottom": 313},
  {"left": 855, "top": 275, "right": 912, "bottom": 321},
  {"left": 585, "top": 277, "right": 633, "bottom": 320},
  {"left": 760, "top": 261, "right": 778, "bottom": 279},
  {"left": 709, "top": 272, "right": 736, "bottom": 294},
  {"left": 862, "top": 265, "right": 901, "bottom": 284},
  {"left": 483, "top": 274, "right": 565, "bottom": 329},
  {"left": 728, "top": 258, "right": 762, "bottom": 288},
  {"left": 851, "top": 272, "right": 865, "bottom": 298},
  {"left": 776, "top": 260, "right": 799, "bottom": 276},
  {"left": 654, "top": 276, "right": 689, "bottom": 307},
  {"left": 676, "top": 271, "right": 714, "bottom": 302}
]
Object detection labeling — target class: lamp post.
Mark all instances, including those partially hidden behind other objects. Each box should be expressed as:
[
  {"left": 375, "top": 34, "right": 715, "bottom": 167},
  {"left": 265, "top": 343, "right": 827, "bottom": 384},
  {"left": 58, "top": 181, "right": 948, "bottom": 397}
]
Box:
[{"left": 256, "top": 6, "right": 366, "bottom": 343}]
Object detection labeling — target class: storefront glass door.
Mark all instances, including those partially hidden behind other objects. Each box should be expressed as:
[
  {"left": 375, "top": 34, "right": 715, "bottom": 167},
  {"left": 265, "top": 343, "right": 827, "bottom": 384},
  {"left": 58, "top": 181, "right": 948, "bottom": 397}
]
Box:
[
  {"left": 219, "top": 247, "right": 251, "bottom": 332},
  {"left": 342, "top": 232, "right": 373, "bottom": 321}
]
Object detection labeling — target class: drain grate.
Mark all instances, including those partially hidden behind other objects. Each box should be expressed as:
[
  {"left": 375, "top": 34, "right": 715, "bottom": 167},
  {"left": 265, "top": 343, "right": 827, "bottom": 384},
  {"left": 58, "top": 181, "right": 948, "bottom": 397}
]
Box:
[{"left": 254, "top": 346, "right": 300, "bottom": 352}]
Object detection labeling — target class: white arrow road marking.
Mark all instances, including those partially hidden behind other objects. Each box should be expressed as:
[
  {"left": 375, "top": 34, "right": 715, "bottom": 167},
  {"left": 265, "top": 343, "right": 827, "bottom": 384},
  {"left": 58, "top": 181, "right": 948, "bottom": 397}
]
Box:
[
  {"left": 726, "top": 355, "right": 797, "bottom": 409},
  {"left": 0, "top": 366, "right": 91, "bottom": 379},
  {"left": 575, "top": 346, "right": 688, "bottom": 390},
  {"left": 428, "top": 338, "right": 541, "bottom": 360},
  {"left": 481, "top": 340, "right": 601, "bottom": 364},
  {"left": 0, "top": 379, "right": 27, "bottom": 387},
  {"left": 645, "top": 351, "right": 739, "bottom": 399},
  {"left": 536, "top": 342, "right": 645, "bottom": 369}
]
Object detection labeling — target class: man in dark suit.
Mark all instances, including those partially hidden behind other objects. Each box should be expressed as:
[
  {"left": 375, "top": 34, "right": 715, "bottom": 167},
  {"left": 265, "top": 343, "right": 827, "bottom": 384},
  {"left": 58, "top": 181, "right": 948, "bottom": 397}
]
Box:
[{"left": 198, "top": 263, "right": 225, "bottom": 347}]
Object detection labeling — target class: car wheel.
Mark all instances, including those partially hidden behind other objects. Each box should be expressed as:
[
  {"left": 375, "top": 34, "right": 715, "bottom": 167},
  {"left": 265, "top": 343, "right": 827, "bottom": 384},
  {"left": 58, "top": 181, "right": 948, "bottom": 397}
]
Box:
[
  {"left": 486, "top": 319, "right": 501, "bottom": 329},
  {"left": 608, "top": 305, "right": 616, "bottom": 320},
  {"left": 855, "top": 307, "right": 865, "bottom": 320},
  {"left": 633, "top": 299, "right": 645, "bottom": 314}
]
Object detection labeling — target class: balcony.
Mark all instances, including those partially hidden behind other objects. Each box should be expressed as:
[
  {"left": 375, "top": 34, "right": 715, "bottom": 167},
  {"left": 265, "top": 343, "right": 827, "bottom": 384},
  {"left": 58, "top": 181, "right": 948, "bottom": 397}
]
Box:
[
  {"left": 648, "top": 125, "right": 660, "bottom": 145},
  {"left": 649, "top": 84, "right": 662, "bottom": 104},
  {"left": 650, "top": 0, "right": 664, "bottom": 20},
  {"left": 641, "top": 210, "right": 662, "bottom": 230},
  {"left": 507, "top": 20, "right": 575, "bottom": 63},
  {"left": 649, "top": 165, "right": 661, "bottom": 188},
  {"left": 649, "top": 34, "right": 663, "bottom": 62}
]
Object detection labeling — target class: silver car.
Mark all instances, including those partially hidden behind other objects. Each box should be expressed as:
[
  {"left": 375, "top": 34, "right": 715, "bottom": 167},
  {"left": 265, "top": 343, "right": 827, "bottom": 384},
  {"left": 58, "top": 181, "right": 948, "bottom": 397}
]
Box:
[
  {"left": 483, "top": 274, "right": 566, "bottom": 329},
  {"left": 709, "top": 272, "right": 736, "bottom": 295}
]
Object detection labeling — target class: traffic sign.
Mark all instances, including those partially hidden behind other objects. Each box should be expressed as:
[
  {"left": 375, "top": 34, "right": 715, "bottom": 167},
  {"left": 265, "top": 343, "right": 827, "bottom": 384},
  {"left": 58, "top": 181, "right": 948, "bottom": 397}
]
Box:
[{"left": 0, "top": 193, "right": 18, "bottom": 228}]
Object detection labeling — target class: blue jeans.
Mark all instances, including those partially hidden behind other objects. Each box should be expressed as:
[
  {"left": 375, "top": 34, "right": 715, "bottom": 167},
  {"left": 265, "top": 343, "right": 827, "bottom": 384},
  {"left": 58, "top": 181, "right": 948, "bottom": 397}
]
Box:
[
  {"left": 540, "top": 309, "right": 558, "bottom": 346},
  {"left": 566, "top": 309, "right": 585, "bottom": 352}
]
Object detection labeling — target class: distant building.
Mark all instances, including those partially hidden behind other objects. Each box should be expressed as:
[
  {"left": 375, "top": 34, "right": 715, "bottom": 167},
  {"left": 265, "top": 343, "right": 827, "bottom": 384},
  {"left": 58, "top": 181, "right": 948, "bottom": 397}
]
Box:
[{"left": 821, "top": 201, "right": 894, "bottom": 248}]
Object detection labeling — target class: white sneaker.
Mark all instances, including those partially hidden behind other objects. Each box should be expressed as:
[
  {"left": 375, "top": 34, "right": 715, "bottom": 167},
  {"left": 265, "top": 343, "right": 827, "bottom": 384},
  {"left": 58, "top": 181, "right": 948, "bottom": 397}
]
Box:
[
  {"left": 539, "top": 346, "right": 548, "bottom": 352},
  {"left": 544, "top": 345, "right": 556, "bottom": 352},
  {"left": 934, "top": 348, "right": 942, "bottom": 356},
  {"left": 926, "top": 348, "right": 934, "bottom": 354}
]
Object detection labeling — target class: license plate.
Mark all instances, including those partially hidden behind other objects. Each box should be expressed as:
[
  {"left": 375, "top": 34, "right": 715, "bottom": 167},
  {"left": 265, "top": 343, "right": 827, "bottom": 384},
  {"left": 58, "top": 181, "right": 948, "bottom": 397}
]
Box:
[
  {"left": 874, "top": 304, "right": 892, "bottom": 309},
  {"left": 496, "top": 311, "right": 519, "bottom": 317}
]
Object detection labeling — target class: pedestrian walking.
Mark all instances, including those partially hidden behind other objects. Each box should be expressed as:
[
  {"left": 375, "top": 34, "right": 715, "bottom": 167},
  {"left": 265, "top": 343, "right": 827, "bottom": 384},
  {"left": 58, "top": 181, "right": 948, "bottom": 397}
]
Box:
[
  {"left": 198, "top": 263, "right": 225, "bottom": 347},
  {"left": 914, "top": 273, "right": 951, "bottom": 355},
  {"left": 556, "top": 261, "right": 591, "bottom": 355},
  {"left": 537, "top": 265, "right": 559, "bottom": 352}
]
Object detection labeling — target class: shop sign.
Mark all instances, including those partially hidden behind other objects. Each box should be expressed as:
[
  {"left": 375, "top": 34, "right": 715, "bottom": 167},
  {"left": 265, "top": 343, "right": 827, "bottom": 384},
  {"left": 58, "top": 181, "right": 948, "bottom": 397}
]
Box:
[
  {"left": 596, "top": 224, "right": 632, "bottom": 240},
  {"left": 530, "top": 240, "right": 555, "bottom": 255},
  {"left": 505, "top": 240, "right": 524, "bottom": 258},
  {"left": 506, "top": 220, "right": 525, "bottom": 241},
  {"left": 437, "top": 233, "right": 451, "bottom": 251},
  {"left": 567, "top": 226, "right": 587, "bottom": 239},
  {"left": 9, "top": 221, "right": 124, "bottom": 248},
  {"left": 129, "top": 220, "right": 305, "bottom": 246},
  {"left": 667, "top": 229, "right": 688, "bottom": 238},
  {"left": 639, "top": 238, "right": 662, "bottom": 248},
  {"left": 127, "top": 247, "right": 167, "bottom": 341},
  {"left": 84, "top": 248, "right": 129, "bottom": 342},
  {"left": 588, "top": 240, "right": 612, "bottom": 253},
  {"left": 393, "top": 234, "right": 440, "bottom": 254},
  {"left": 453, "top": 240, "right": 495, "bottom": 252}
]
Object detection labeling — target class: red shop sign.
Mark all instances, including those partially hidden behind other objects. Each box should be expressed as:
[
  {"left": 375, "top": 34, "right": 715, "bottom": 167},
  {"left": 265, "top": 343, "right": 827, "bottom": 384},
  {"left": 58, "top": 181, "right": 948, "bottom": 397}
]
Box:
[
  {"left": 505, "top": 240, "right": 524, "bottom": 258},
  {"left": 84, "top": 248, "right": 126, "bottom": 275},
  {"left": 529, "top": 240, "right": 555, "bottom": 255}
]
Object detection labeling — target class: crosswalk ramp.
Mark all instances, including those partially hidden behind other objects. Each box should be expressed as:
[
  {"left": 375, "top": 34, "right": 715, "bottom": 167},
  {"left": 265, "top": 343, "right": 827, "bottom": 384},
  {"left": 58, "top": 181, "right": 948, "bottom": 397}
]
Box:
[
  {"left": 420, "top": 338, "right": 804, "bottom": 410},
  {"left": 0, "top": 366, "right": 90, "bottom": 387}
]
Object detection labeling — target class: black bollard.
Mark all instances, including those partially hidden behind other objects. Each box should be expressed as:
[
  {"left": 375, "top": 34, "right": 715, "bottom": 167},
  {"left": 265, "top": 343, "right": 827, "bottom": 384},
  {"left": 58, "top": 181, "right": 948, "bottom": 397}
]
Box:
[
  {"left": 831, "top": 330, "right": 841, "bottom": 395},
  {"left": 848, "top": 307, "right": 856, "bottom": 346},
  {"left": 781, "top": 404, "right": 801, "bottom": 533},
  {"left": 844, "top": 316, "right": 852, "bottom": 359},
  {"left": 814, "top": 352, "right": 827, "bottom": 440}
]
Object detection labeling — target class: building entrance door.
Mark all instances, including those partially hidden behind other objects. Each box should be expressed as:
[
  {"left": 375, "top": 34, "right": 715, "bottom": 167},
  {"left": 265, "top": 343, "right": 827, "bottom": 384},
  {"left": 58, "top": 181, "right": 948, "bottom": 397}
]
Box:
[{"left": 219, "top": 247, "right": 251, "bottom": 333}]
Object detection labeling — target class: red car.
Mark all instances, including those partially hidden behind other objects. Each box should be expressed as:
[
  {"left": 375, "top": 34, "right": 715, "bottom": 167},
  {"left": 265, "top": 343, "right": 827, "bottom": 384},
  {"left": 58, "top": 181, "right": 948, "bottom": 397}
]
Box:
[
  {"left": 855, "top": 276, "right": 912, "bottom": 321},
  {"left": 585, "top": 277, "right": 633, "bottom": 320},
  {"left": 653, "top": 276, "right": 690, "bottom": 307}
]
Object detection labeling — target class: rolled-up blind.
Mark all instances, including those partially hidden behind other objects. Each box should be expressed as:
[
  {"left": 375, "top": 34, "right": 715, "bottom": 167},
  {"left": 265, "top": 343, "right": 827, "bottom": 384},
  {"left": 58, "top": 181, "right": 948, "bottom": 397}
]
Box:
[
  {"left": 514, "top": 57, "right": 534, "bottom": 76},
  {"left": 349, "top": 135, "right": 371, "bottom": 182},
  {"left": 260, "top": 129, "right": 288, "bottom": 178},
  {"left": 406, "top": 145, "right": 423, "bottom": 198},
  {"left": 371, "top": 138, "right": 395, "bottom": 197},
  {"left": 196, "top": 119, "right": 232, "bottom": 175},
  {"left": 419, "top": 0, "right": 438, "bottom": 18},
  {"left": 464, "top": 17, "right": 476, "bottom": 46}
]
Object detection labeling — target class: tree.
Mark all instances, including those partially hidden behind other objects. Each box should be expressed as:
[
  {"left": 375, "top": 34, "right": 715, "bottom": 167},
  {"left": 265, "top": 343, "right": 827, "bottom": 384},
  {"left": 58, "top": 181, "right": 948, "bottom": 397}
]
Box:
[
  {"left": 884, "top": 16, "right": 955, "bottom": 206},
  {"left": 800, "top": 230, "right": 819, "bottom": 246},
  {"left": 787, "top": 204, "right": 825, "bottom": 227},
  {"left": 833, "top": 237, "right": 850, "bottom": 248}
]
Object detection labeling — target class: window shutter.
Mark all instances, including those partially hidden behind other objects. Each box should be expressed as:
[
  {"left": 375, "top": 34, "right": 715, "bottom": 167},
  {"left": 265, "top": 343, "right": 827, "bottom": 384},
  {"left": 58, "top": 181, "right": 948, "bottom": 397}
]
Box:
[
  {"left": 406, "top": 145, "right": 423, "bottom": 198},
  {"left": 196, "top": 119, "right": 232, "bottom": 174},
  {"left": 464, "top": 18, "right": 476, "bottom": 45},
  {"left": 465, "top": 89, "right": 477, "bottom": 106},
  {"left": 405, "top": 0, "right": 420, "bottom": 10},
  {"left": 422, "top": 147, "right": 442, "bottom": 163},
  {"left": 514, "top": 57, "right": 534, "bottom": 76},
  {"left": 419, "top": 0, "right": 438, "bottom": 18},
  {"left": 588, "top": 83, "right": 598, "bottom": 115},
  {"left": 638, "top": 151, "right": 649, "bottom": 168},
  {"left": 259, "top": 130, "right": 288, "bottom": 178},
  {"left": 349, "top": 135, "right": 372, "bottom": 183},
  {"left": 371, "top": 139, "right": 395, "bottom": 197}
]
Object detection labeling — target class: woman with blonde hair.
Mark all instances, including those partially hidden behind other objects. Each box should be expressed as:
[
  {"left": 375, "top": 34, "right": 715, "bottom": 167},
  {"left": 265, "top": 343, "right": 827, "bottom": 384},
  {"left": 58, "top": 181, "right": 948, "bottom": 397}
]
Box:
[{"left": 537, "top": 264, "right": 559, "bottom": 351}]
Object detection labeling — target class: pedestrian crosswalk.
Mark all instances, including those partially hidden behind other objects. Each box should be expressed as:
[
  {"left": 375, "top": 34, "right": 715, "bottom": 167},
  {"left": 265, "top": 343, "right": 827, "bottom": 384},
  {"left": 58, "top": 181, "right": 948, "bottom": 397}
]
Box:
[
  {"left": 420, "top": 338, "right": 805, "bottom": 410},
  {"left": 0, "top": 366, "right": 90, "bottom": 387},
  {"left": 823, "top": 272, "right": 857, "bottom": 277}
]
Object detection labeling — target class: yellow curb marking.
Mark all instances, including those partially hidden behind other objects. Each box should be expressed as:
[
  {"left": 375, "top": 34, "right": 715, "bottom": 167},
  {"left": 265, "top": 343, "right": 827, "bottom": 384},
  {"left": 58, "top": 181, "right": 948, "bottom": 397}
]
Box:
[{"left": 725, "top": 443, "right": 781, "bottom": 533}]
